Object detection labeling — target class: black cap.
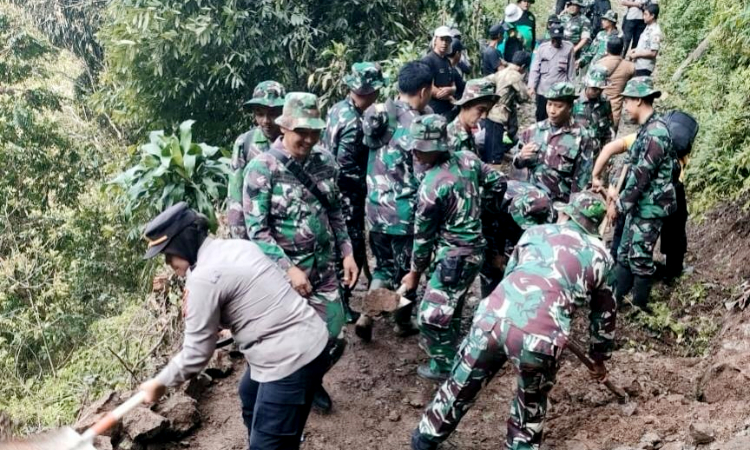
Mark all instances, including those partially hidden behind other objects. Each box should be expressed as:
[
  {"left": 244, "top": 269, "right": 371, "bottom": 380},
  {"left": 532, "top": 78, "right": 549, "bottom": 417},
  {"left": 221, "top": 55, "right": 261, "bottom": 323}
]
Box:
[
  {"left": 549, "top": 24, "right": 564, "bottom": 39},
  {"left": 449, "top": 38, "right": 465, "bottom": 55},
  {"left": 489, "top": 23, "right": 504, "bottom": 39},
  {"left": 143, "top": 202, "right": 198, "bottom": 259},
  {"left": 547, "top": 14, "right": 561, "bottom": 24}
]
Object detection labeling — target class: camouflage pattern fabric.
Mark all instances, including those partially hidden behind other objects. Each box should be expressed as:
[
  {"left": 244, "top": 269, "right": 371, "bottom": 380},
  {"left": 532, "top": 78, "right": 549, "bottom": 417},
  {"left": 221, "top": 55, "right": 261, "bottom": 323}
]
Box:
[
  {"left": 621, "top": 76, "right": 661, "bottom": 98},
  {"left": 505, "top": 180, "right": 555, "bottom": 230},
  {"left": 615, "top": 112, "right": 676, "bottom": 219},
  {"left": 513, "top": 118, "right": 596, "bottom": 202},
  {"left": 227, "top": 128, "right": 272, "bottom": 239},
  {"left": 322, "top": 96, "right": 370, "bottom": 291},
  {"left": 578, "top": 29, "right": 618, "bottom": 68},
  {"left": 412, "top": 150, "right": 508, "bottom": 372},
  {"left": 452, "top": 78, "right": 498, "bottom": 107},
  {"left": 274, "top": 92, "right": 326, "bottom": 130},
  {"left": 617, "top": 215, "right": 663, "bottom": 276},
  {"left": 415, "top": 220, "right": 616, "bottom": 449},
  {"left": 559, "top": 11, "right": 592, "bottom": 47},
  {"left": 243, "top": 138, "right": 351, "bottom": 338},
  {"left": 243, "top": 80, "right": 286, "bottom": 108},
  {"left": 446, "top": 117, "right": 477, "bottom": 155},
  {"left": 572, "top": 91, "right": 614, "bottom": 155},
  {"left": 344, "top": 62, "right": 386, "bottom": 95},
  {"left": 365, "top": 98, "right": 423, "bottom": 236}
]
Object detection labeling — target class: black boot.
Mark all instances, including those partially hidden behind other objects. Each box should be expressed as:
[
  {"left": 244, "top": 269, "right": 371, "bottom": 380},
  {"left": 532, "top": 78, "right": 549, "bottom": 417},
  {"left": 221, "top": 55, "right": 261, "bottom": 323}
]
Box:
[
  {"left": 312, "top": 385, "right": 332, "bottom": 414},
  {"left": 614, "top": 264, "right": 634, "bottom": 307},
  {"left": 664, "top": 253, "right": 684, "bottom": 283},
  {"left": 411, "top": 429, "right": 439, "bottom": 450},
  {"left": 632, "top": 275, "right": 654, "bottom": 313}
]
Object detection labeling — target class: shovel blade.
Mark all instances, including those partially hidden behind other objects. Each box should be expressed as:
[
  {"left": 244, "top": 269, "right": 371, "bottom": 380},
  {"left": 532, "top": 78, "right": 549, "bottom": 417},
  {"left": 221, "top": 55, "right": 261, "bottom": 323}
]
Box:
[
  {"left": 363, "top": 288, "right": 403, "bottom": 315},
  {"left": 0, "top": 427, "right": 96, "bottom": 450}
]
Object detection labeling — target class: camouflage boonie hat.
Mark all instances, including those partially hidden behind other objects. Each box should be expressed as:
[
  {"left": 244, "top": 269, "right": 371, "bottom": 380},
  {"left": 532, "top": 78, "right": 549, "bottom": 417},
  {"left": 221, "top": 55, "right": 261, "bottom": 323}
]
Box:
[
  {"left": 344, "top": 62, "right": 386, "bottom": 96},
  {"left": 509, "top": 189, "right": 555, "bottom": 230},
  {"left": 274, "top": 92, "right": 326, "bottom": 130},
  {"left": 555, "top": 191, "right": 607, "bottom": 235},
  {"left": 243, "top": 80, "right": 286, "bottom": 109},
  {"left": 545, "top": 82, "right": 577, "bottom": 100},
  {"left": 453, "top": 78, "right": 500, "bottom": 106},
  {"left": 405, "top": 114, "right": 449, "bottom": 153},
  {"left": 584, "top": 65, "right": 608, "bottom": 88},
  {"left": 602, "top": 10, "right": 618, "bottom": 23},
  {"left": 622, "top": 76, "right": 662, "bottom": 99}
]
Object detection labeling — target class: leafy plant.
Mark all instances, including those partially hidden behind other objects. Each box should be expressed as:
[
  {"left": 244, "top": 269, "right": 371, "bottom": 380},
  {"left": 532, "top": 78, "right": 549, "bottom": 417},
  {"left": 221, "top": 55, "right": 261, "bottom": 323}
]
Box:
[{"left": 111, "top": 120, "right": 231, "bottom": 227}]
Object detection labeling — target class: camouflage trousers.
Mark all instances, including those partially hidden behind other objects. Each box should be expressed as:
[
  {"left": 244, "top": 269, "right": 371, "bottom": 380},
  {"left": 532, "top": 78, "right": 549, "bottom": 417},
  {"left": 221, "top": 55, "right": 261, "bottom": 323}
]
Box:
[
  {"left": 617, "top": 214, "right": 663, "bottom": 277},
  {"left": 417, "top": 252, "right": 483, "bottom": 373},
  {"left": 417, "top": 319, "right": 560, "bottom": 450},
  {"left": 338, "top": 210, "right": 368, "bottom": 311},
  {"left": 369, "top": 231, "right": 413, "bottom": 288}
]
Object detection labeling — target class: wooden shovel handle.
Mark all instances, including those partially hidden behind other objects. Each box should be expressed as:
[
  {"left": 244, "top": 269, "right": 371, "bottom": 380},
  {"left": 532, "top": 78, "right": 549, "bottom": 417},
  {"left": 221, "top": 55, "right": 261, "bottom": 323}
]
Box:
[
  {"left": 567, "top": 341, "right": 628, "bottom": 399},
  {"left": 81, "top": 391, "right": 147, "bottom": 441}
]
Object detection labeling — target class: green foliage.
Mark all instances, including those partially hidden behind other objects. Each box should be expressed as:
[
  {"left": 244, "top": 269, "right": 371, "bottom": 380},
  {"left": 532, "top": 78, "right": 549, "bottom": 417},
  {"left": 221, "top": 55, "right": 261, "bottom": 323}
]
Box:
[
  {"left": 111, "top": 120, "right": 231, "bottom": 228},
  {"left": 659, "top": 0, "right": 750, "bottom": 211}
]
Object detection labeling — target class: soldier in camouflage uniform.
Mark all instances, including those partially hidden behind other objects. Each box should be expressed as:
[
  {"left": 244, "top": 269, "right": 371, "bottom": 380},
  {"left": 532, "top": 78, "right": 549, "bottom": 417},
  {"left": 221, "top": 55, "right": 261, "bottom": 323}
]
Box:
[
  {"left": 226, "top": 81, "right": 285, "bottom": 239},
  {"left": 513, "top": 82, "right": 596, "bottom": 203},
  {"left": 322, "top": 62, "right": 386, "bottom": 322},
  {"left": 400, "top": 114, "right": 508, "bottom": 381},
  {"left": 505, "top": 180, "right": 556, "bottom": 243},
  {"left": 573, "top": 65, "right": 615, "bottom": 156},
  {"left": 577, "top": 10, "right": 619, "bottom": 69},
  {"left": 606, "top": 77, "right": 676, "bottom": 311},
  {"left": 243, "top": 92, "right": 358, "bottom": 412},
  {"left": 359, "top": 61, "right": 434, "bottom": 339},
  {"left": 446, "top": 78, "right": 499, "bottom": 155},
  {"left": 411, "top": 191, "right": 616, "bottom": 450},
  {"left": 560, "top": 0, "right": 592, "bottom": 57}
]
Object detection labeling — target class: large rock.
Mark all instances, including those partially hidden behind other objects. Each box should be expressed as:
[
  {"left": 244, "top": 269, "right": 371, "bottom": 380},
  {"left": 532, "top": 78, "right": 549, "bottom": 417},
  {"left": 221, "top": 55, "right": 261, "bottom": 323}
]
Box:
[
  {"left": 204, "top": 349, "right": 233, "bottom": 378},
  {"left": 156, "top": 392, "right": 200, "bottom": 437},
  {"left": 74, "top": 391, "right": 124, "bottom": 438},
  {"left": 121, "top": 407, "right": 169, "bottom": 442},
  {"left": 182, "top": 372, "right": 213, "bottom": 400},
  {"left": 689, "top": 422, "right": 715, "bottom": 445}
]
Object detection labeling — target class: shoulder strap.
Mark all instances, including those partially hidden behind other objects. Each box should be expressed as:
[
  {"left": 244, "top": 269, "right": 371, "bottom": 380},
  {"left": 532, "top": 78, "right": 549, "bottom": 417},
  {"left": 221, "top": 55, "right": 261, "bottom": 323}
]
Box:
[
  {"left": 267, "top": 148, "right": 333, "bottom": 211},
  {"left": 242, "top": 130, "right": 257, "bottom": 162}
]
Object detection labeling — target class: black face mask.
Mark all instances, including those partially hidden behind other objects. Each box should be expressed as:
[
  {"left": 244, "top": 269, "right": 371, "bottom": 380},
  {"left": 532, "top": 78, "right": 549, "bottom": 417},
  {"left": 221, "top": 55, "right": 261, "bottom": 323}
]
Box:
[{"left": 162, "top": 222, "right": 208, "bottom": 267}]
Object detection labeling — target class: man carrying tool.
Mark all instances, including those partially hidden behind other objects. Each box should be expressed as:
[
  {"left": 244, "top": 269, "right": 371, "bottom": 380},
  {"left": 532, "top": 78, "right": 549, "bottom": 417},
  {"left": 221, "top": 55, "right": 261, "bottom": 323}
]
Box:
[
  {"left": 226, "top": 81, "right": 285, "bottom": 239},
  {"left": 573, "top": 65, "right": 615, "bottom": 156},
  {"left": 243, "top": 92, "right": 357, "bottom": 413},
  {"left": 605, "top": 77, "right": 676, "bottom": 312},
  {"left": 139, "top": 202, "right": 330, "bottom": 450},
  {"left": 446, "top": 78, "right": 500, "bottom": 155},
  {"left": 514, "top": 81, "right": 597, "bottom": 203},
  {"left": 400, "top": 114, "right": 507, "bottom": 381},
  {"left": 322, "top": 62, "right": 386, "bottom": 322},
  {"left": 410, "top": 191, "right": 616, "bottom": 450},
  {"left": 358, "top": 61, "right": 434, "bottom": 341}
]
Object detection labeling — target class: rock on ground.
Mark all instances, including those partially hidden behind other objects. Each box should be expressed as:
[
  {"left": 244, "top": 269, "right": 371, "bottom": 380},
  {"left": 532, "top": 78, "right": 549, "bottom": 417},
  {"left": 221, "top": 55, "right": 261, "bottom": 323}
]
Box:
[{"left": 121, "top": 407, "right": 169, "bottom": 442}]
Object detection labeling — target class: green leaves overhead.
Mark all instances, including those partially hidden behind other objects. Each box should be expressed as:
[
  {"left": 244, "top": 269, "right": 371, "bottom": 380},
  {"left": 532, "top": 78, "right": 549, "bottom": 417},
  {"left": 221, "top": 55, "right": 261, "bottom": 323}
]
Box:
[{"left": 111, "top": 120, "right": 231, "bottom": 227}]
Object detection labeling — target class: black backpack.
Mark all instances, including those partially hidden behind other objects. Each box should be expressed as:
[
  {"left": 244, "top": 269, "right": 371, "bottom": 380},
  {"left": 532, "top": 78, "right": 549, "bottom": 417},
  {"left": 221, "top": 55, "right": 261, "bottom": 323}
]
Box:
[{"left": 663, "top": 110, "right": 699, "bottom": 159}]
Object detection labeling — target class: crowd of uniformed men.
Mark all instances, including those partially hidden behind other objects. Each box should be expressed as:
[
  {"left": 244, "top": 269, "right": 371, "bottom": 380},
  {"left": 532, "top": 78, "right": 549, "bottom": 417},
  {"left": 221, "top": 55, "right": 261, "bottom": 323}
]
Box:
[{"left": 136, "top": 0, "right": 687, "bottom": 448}]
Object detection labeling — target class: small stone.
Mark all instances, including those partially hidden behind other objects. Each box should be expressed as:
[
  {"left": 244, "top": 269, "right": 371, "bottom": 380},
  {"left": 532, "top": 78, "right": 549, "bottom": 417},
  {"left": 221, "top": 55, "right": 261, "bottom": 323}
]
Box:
[
  {"left": 666, "top": 394, "right": 684, "bottom": 403},
  {"left": 661, "top": 442, "right": 685, "bottom": 450},
  {"left": 644, "top": 415, "right": 657, "bottom": 424},
  {"left": 689, "top": 422, "right": 715, "bottom": 445},
  {"left": 622, "top": 403, "right": 638, "bottom": 417},
  {"left": 409, "top": 398, "right": 425, "bottom": 408},
  {"left": 183, "top": 372, "right": 213, "bottom": 399},
  {"left": 387, "top": 410, "right": 401, "bottom": 422},
  {"left": 121, "top": 407, "right": 169, "bottom": 442},
  {"left": 639, "top": 431, "right": 662, "bottom": 450}
]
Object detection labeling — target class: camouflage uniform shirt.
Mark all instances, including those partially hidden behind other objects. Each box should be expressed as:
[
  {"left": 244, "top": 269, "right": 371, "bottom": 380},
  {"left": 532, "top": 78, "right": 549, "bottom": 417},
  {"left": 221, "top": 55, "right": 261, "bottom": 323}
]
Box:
[
  {"left": 616, "top": 112, "right": 677, "bottom": 218},
  {"left": 322, "top": 96, "right": 368, "bottom": 225},
  {"left": 579, "top": 28, "right": 618, "bottom": 68},
  {"left": 572, "top": 91, "right": 614, "bottom": 153},
  {"left": 446, "top": 118, "right": 478, "bottom": 155},
  {"left": 513, "top": 119, "right": 596, "bottom": 202},
  {"left": 227, "top": 127, "right": 272, "bottom": 239},
  {"left": 412, "top": 151, "right": 507, "bottom": 273},
  {"left": 560, "top": 12, "right": 592, "bottom": 46},
  {"left": 366, "top": 99, "right": 423, "bottom": 235},
  {"left": 243, "top": 138, "right": 353, "bottom": 272},
  {"left": 477, "top": 221, "right": 616, "bottom": 360}
]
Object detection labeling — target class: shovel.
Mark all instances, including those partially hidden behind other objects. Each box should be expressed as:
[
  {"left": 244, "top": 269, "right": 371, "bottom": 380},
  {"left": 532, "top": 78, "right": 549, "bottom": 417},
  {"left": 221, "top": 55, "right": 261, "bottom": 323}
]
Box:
[
  {"left": 0, "top": 391, "right": 146, "bottom": 450},
  {"left": 567, "top": 341, "right": 629, "bottom": 403},
  {"left": 355, "top": 285, "right": 413, "bottom": 342}
]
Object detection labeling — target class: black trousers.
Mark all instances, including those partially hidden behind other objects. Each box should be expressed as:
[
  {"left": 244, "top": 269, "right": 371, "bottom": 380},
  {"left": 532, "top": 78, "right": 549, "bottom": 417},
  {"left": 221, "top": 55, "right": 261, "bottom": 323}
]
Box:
[
  {"left": 535, "top": 94, "right": 548, "bottom": 122},
  {"left": 483, "top": 120, "right": 508, "bottom": 164},
  {"left": 555, "top": 0, "right": 567, "bottom": 14},
  {"left": 622, "top": 19, "right": 646, "bottom": 56},
  {"left": 660, "top": 181, "right": 688, "bottom": 277},
  {"left": 239, "top": 350, "right": 328, "bottom": 450}
]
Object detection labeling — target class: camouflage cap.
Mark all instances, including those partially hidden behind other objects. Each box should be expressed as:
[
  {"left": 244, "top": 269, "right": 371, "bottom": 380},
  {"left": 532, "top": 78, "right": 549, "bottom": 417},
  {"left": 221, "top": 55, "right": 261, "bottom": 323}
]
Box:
[
  {"left": 622, "top": 76, "right": 662, "bottom": 99},
  {"left": 568, "top": 0, "right": 585, "bottom": 6},
  {"left": 545, "top": 81, "right": 577, "bottom": 100},
  {"left": 584, "top": 65, "right": 609, "bottom": 88},
  {"left": 602, "top": 10, "right": 618, "bottom": 23},
  {"left": 243, "top": 80, "right": 286, "bottom": 109},
  {"left": 274, "top": 92, "right": 326, "bottom": 130},
  {"left": 363, "top": 102, "right": 396, "bottom": 148},
  {"left": 406, "top": 114, "right": 449, "bottom": 153},
  {"left": 547, "top": 14, "right": 561, "bottom": 24},
  {"left": 554, "top": 191, "right": 607, "bottom": 235},
  {"left": 509, "top": 187, "right": 555, "bottom": 230},
  {"left": 453, "top": 78, "right": 500, "bottom": 107},
  {"left": 344, "top": 62, "right": 386, "bottom": 96}
]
